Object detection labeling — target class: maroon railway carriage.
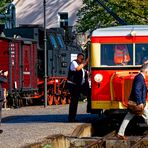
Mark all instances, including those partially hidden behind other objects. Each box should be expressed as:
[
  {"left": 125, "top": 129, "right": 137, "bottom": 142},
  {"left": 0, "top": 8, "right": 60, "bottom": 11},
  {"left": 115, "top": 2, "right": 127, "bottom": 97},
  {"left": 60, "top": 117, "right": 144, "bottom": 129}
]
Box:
[{"left": 0, "top": 36, "right": 38, "bottom": 103}]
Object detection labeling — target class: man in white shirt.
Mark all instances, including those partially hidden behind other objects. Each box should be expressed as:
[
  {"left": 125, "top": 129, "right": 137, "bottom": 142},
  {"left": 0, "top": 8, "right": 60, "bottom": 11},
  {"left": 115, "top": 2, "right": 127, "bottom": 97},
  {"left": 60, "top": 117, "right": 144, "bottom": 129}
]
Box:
[{"left": 67, "top": 53, "right": 90, "bottom": 122}]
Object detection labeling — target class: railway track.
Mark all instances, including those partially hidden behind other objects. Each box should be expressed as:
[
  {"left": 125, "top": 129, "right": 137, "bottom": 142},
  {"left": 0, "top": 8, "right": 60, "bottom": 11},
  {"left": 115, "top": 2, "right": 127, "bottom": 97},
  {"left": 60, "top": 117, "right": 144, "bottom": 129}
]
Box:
[
  {"left": 66, "top": 129, "right": 148, "bottom": 148},
  {"left": 26, "top": 113, "right": 148, "bottom": 148},
  {"left": 27, "top": 130, "right": 148, "bottom": 148}
]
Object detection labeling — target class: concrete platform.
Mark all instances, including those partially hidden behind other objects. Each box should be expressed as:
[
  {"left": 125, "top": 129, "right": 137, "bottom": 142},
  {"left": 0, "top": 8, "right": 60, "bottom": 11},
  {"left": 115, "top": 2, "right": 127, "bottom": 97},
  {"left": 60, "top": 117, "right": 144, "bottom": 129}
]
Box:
[{"left": 0, "top": 102, "right": 98, "bottom": 148}]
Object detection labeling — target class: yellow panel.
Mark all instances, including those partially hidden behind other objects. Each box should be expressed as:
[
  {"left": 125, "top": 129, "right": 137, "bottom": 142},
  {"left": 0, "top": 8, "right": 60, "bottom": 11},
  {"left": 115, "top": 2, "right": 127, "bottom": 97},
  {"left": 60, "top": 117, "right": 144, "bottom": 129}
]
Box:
[
  {"left": 92, "top": 101, "right": 148, "bottom": 110},
  {"left": 92, "top": 101, "right": 127, "bottom": 109},
  {"left": 91, "top": 43, "right": 100, "bottom": 67}
]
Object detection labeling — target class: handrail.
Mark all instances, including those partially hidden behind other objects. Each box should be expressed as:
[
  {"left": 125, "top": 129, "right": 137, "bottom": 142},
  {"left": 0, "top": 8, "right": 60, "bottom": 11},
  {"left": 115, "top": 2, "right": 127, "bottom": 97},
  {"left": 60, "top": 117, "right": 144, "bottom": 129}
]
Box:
[{"left": 110, "top": 73, "right": 116, "bottom": 102}]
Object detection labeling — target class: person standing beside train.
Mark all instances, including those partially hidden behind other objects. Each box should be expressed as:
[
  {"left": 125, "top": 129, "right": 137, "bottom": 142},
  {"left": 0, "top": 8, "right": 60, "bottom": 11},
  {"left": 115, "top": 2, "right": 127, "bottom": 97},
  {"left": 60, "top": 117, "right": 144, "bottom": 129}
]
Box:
[
  {"left": 117, "top": 63, "right": 148, "bottom": 140},
  {"left": 0, "top": 70, "right": 8, "bottom": 134},
  {"left": 67, "top": 53, "right": 91, "bottom": 122}
]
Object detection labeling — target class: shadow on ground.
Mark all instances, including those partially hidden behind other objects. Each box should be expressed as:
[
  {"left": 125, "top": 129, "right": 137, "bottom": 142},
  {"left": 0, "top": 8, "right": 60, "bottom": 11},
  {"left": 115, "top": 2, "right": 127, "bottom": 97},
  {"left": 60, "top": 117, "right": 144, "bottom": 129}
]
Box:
[{"left": 2, "top": 114, "right": 99, "bottom": 124}]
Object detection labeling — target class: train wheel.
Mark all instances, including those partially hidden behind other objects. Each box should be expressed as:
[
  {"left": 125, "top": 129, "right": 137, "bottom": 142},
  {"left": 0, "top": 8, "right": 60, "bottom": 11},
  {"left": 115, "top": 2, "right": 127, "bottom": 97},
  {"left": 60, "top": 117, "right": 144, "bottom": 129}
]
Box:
[
  {"left": 61, "top": 96, "right": 66, "bottom": 105},
  {"left": 54, "top": 96, "right": 60, "bottom": 105},
  {"left": 48, "top": 95, "right": 53, "bottom": 105}
]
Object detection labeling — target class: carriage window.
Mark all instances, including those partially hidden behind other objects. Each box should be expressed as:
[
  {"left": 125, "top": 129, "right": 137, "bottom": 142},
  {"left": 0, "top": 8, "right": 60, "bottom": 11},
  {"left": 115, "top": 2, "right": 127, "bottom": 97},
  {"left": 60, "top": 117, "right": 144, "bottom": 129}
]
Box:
[
  {"left": 135, "top": 44, "right": 148, "bottom": 65},
  {"left": 101, "top": 44, "right": 133, "bottom": 66},
  {"left": 57, "top": 34, "right": 65, "bottom": 49},
  {"left": 49, "top": 34, "right": 58, "bottom": 48}
]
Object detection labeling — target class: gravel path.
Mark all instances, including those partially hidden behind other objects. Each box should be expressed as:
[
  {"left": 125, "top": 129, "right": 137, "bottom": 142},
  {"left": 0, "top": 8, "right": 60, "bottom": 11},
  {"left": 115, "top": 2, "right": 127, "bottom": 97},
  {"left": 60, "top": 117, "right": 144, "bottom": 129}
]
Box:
[{"left": 0, "top": 102, "right": 98, "bottom": 148}]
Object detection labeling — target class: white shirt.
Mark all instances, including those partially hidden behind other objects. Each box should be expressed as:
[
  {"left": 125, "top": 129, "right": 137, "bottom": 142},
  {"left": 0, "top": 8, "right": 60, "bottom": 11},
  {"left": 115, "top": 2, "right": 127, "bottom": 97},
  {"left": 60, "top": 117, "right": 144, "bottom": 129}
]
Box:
[{"left": 70, "top": 61, "right": 85, "bottom": 85}]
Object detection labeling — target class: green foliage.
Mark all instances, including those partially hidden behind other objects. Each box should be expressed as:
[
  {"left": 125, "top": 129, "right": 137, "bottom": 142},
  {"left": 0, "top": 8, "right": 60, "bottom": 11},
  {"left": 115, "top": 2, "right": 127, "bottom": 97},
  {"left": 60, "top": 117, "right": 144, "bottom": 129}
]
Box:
[
  {"left": 0, "top": 0, "right": 12, "bottom": 12},
  {"left": 75, "top": 0, "right": 148, "bottom": 33},
  {"left": 0, "top": 0, "right": 12, "bottom": 23}
]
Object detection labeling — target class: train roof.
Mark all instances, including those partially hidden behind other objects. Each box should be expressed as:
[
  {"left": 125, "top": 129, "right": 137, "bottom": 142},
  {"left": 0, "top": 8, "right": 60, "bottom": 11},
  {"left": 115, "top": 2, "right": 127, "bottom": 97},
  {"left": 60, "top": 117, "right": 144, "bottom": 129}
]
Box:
[
  {"left": 0, "top": 36, "right": 37, "bottom": 45},
  {"left": 91, "top": 25, "right": 148, "bottom": 37},
  {"left": 0, "top": 36, "right": 11, "bottom": 41}
]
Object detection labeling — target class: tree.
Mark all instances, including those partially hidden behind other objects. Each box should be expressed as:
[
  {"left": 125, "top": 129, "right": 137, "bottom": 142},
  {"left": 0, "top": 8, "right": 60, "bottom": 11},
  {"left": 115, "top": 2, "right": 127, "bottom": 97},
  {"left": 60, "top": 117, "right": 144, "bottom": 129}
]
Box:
[
  {"left": 75, "top": 0, "right": 148, "bottom": 33},
  {"left": 0, "top": 0, "right": 12, "bottom": 12},
  {"left": 0, "top": 0, "right": 12, "bottom": 23}
]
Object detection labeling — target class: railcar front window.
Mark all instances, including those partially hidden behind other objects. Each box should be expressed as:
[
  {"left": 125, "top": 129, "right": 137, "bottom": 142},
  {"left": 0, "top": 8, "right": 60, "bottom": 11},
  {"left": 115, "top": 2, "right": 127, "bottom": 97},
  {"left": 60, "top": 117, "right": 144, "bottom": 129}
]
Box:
[
  {"left": 49, "top": 34, "right": 57, "bottom": 48},
  {"left": 135, "top": 44, "right": 148, "bottom": 65},
  {"left": 101, "top": 44, "right": 133, "bottom": 66}
]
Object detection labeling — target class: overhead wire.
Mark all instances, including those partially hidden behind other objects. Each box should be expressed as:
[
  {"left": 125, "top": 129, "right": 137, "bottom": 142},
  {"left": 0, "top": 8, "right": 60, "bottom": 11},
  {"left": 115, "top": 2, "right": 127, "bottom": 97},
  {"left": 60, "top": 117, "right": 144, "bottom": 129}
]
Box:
[{"left": 103, "top": 0, "right": 147, "bottom": 21}]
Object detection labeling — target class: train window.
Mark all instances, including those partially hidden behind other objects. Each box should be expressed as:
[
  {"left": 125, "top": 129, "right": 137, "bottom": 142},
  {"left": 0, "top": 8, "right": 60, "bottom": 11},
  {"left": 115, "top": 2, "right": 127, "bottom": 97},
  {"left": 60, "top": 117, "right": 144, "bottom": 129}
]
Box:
[
  {"left": 135, "top": 44, "right": 148, "bottom": 65},
  {"left": 101, "top": 44, "right": 133, "bottom": 66},
  {"left": 49, "top": 34, "right": 58, "bottom": 48},
  {"left": 57, "top": 34, "right": 65, "bottom": 48}
]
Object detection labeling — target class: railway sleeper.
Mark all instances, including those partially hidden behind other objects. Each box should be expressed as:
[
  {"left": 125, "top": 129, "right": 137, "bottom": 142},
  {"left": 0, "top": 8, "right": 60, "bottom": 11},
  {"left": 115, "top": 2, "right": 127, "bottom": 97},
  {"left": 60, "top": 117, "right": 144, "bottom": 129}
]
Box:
[
  {"left": 59, "top": 135, "right": 148, "bottom": 148},
  {"left": 25, "top": 134, "right": 148, "bottom": 148}
]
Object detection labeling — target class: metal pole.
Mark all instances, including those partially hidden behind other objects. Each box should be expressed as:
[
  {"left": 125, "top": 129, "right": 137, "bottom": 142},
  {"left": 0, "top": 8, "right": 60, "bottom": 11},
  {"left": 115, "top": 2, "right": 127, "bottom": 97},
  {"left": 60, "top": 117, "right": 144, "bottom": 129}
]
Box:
[{"left": 43, "top": 0, "right": 47, "bottom": 107}]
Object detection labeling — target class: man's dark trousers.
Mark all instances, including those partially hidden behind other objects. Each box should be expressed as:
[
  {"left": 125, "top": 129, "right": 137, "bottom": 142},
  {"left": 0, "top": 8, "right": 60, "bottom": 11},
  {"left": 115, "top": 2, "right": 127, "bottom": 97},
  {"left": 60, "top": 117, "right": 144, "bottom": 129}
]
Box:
[{"left": 68, "top": 83, "right": 91, "bottom": 121}]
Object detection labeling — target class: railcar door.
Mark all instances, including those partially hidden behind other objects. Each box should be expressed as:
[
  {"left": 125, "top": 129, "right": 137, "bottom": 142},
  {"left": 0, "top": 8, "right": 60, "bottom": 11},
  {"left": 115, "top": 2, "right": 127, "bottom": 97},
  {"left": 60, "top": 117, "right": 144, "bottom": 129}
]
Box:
[
  {"left": 22, "top": 43, "right": 31, "bottom": 88},
  {"left": 21, "top": 41, "right": 38, "bottom": 91}
]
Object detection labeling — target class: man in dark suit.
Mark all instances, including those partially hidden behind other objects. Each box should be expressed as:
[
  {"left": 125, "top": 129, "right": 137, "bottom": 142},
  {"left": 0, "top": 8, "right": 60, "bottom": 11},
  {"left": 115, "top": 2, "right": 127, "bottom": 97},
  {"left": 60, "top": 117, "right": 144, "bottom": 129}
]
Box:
[{"left": 117, "top": 63, "right": 148, "bottom": 140}]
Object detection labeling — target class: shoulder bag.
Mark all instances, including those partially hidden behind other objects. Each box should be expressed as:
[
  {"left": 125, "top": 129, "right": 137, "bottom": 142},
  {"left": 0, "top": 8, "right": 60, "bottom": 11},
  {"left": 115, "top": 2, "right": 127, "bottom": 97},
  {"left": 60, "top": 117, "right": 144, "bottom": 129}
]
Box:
[{"left": 127, "top": 100, "right": 144, "bottom": 116}]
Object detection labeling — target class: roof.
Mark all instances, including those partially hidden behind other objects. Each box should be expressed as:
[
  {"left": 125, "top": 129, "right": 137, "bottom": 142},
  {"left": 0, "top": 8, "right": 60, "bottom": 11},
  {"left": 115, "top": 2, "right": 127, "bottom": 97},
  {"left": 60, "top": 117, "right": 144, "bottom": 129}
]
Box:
[{"left": 92, "top": 25, "right": 148, "bottom": 37}]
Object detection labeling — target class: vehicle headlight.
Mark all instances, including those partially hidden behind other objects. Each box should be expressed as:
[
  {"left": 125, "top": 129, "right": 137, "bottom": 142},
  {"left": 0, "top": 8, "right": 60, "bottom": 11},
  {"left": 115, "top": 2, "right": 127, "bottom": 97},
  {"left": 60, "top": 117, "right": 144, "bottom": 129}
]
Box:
[
  {"left": 94, "top": 74, "right": 103, "bottom": 83},
  {"left": 55, "top": 79, "right": 58, "bottom": 83}
]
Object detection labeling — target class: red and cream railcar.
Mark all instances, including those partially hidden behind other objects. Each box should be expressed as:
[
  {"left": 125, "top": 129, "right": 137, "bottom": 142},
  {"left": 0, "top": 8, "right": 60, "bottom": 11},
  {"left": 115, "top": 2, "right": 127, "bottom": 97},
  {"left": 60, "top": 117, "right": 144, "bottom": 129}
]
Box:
[
  {"left": 90, "top": 25, "right": 148, "bottom": 110},
  {"left": 0, "top": 36, "right": 38, "bottom": 96}
]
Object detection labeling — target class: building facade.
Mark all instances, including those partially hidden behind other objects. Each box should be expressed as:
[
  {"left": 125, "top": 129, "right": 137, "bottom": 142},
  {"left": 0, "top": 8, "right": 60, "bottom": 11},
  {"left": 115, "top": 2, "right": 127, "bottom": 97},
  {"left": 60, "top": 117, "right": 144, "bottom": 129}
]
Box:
[{"left": 13, "top": 0, "right": 83, "bottom": 29}]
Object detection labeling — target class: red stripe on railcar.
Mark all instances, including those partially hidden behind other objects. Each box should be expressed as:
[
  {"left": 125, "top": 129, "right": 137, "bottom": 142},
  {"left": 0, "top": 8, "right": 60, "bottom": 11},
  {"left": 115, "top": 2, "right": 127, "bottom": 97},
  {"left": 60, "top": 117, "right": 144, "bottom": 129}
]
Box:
[{"left": 91, "top": 36, "right": 148, "bottom": 43}]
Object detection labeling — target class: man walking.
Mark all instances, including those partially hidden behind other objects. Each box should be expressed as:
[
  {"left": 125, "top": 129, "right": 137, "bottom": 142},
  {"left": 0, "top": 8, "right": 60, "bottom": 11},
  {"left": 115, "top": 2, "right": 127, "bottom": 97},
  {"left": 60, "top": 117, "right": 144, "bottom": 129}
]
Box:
[{"left": 117, "top": 63, "right": 148, "bottom": 140}]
